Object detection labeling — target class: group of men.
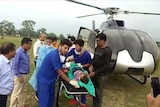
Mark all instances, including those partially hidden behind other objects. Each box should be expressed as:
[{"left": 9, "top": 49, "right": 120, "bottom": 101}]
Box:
[
  {"left": 32, "top": 33, "right": 112, "bottom": 107},
  {"left": 1, "top": 32, "right": 159, "bottom": 107},
  {"left": 0, "top": 32, "right": 113, "bottom": 107},
  {"left": 0, "top": 38, "right": 32, "bottom": 107}
]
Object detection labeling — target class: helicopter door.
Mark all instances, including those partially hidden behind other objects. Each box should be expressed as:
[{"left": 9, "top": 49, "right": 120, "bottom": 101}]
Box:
[{"left": 77, "top": 27, "right": 96, "bottom": 58}]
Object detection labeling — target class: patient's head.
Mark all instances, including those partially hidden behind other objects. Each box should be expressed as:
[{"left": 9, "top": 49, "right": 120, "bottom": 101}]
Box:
[
  {"left": 80, "top": 73, "right": 89, "bottom": 84},
  {"left": 75, "top": 70, "right": 89, "bottom": 84},
  {"left": 73, "top": 67, "right": 89, "bottom": 84}
]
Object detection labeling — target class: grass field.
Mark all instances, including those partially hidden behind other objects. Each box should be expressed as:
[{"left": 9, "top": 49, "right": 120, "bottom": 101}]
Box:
[{"left": 0, "top": 36, "right": 160, "bottom": 107}]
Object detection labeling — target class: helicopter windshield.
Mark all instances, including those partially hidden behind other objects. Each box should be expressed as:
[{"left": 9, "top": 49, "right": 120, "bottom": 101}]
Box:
[{"left": 77, "top": 27, "right": 96, "bottom": 53}]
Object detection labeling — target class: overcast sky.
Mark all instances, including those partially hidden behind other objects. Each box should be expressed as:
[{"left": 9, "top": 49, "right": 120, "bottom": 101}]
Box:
[{"left": 0, "top": 0, "right": 160, "bottom": 41}]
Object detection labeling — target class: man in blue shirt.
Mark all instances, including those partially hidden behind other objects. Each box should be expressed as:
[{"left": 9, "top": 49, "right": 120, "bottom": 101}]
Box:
[
  {"left": 0, "top": 42, "right": 16, "bottom": 107},
  {"left": 66, "top": 39, "right": 92, "bottom": 107},
  {"left": 37, "top": 39, "right": 80, "bottom": 107},
  {"left": 67, "top": 39, "right": 92, "bottom": 71},
  {"left": 10, "top": 38, "right": 32, "bottom": 107},
  {"left": 29, "top": 36, "right": 55, "bottom": 100}
]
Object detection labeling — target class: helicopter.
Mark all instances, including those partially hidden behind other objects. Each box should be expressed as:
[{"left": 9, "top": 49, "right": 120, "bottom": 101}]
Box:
[{"left": 65, "top": 0, "right": 160, "bottom": 84}]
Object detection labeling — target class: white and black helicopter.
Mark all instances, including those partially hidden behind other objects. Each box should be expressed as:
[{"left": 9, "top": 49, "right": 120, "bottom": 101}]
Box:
[{"left": 66, "top": 0, "right": 160, "bottom": 84}]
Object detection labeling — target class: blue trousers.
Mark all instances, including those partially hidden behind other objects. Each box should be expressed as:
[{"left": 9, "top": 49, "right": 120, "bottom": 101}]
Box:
[
  {"left": 74, "top": 94, "right": 86, "bottom": 104},
  {"left": 37, "top": 81, "right": 55, "bottom": 107},
  {"left": 0, "top": 94, "right": 7, "bottom": 107}
]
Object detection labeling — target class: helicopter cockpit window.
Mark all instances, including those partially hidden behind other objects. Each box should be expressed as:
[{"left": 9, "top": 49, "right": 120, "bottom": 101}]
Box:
[
  {"left": 100, "top": 20, "right": 125, "bottom": 29},
  {"left": 77, "top": 27, "right": 96, "bottom": 53},
  {"left": 115, "top": 20, "right": 124, "bottom": 27}
]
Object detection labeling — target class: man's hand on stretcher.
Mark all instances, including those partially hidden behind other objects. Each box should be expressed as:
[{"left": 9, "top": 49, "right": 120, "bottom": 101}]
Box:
[
  {"left": 63, "top": 69, "right": 80, "bottom": 88},
  {"left": 62, "top": 68, "right": 69, "bottom": 73},
  {"left": 89, "top": 65, "right": 95, "bottom": 77},
  {"left": 69, "top": 79, "right": 80, "bottom": 88},
  {"left": 61, "top": 65, "right": 80, "bottom": 88},
  {"left": 57, "top": 69, "right": 80, "bottom": 89}
]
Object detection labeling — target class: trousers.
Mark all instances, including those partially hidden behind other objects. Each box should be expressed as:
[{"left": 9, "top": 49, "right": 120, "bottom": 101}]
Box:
[
  {"left": 10, "top": 74, "right": 28, "bottom": 107},
  {"left": 37, "top": 81, "right": 55, "bottom": 107},
  {"left": 0, "top": 95, "right": 7, "bottom": 107},
  {"left": 92, "top": 75, "right": 106, "bottom": 107}
]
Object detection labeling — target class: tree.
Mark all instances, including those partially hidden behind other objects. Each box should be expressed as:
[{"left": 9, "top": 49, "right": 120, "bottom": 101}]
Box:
[
  {"left": 0, "top": 20, "right": 8, "bottom": 38},
  {"left": 5, "top": 22, "right": 16, "bottom": 36},
  {"left": 37, "top": 28, "right": 47, "bottom": 34},
  {"left": 0, "top": 20, "right": 15, "bottom": 39},
  {"left": 0, "top": 24, "right": 4, "bottom": 39},
  {"left": 18, "top": 28, "right": 28, "bottom": 37},
  {"left": 21, "top": 20, "right": 36, "bottom": 38},
  {"left": 59, "top": 34, "right": 65, "bottom": 40},
  {"left": 48, "top": 32, "right": 58, "bottom": 38}
]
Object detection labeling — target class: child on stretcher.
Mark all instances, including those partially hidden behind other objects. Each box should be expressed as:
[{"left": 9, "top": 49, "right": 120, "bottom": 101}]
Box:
[
  {"left": 63, "top": 62, "right": 89, "bottom": 84},
  {"left": 73, "top": 68, "right": 89, "bottom": 84},
  {"left": 63, "top": 62, "right": 95, "bottom": 107}
]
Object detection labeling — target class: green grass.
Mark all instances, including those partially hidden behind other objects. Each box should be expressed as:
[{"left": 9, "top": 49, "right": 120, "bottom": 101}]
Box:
[{"left": 0, "top": 36, "right": 160, "bottom": 107}]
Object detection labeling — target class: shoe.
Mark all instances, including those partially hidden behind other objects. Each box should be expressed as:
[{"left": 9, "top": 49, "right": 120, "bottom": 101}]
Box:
[
  {"left": 35, "top": 95, "right": 39, "bottom": 101},
  {"left": 80, "top": 104, "right": 86, "bottom": 107},
  {"left": 68, "top": 99, "right": 78, "bottom": 105}
]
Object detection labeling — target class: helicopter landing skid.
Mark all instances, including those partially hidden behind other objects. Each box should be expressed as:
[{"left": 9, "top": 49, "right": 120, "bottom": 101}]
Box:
[{"left": 128, "top": 74, "right": 147, "bottom": 84}]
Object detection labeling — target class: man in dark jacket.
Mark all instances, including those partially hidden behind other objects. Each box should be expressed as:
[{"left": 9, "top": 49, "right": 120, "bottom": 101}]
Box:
[{"left": 89, "top": 33, "right": 112, "bottom": 107}]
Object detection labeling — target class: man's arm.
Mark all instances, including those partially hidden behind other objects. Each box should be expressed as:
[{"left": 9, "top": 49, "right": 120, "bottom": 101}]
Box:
[
  {"left": 89, "top": 65, "right": 96, "bottom": 77},
  {"left": 13, "top": 52, "right": 21, "bottom": 77},
  {"left": 33, "top": 42, "right": 39, "bottom": 59},
  {"left": 66, "top": 48, "right": 74, "bottom": 57},
  {"left": 57, "top": 69, "right": 80, "bottom": 88},
  {"left": 13, "top": 52, "right": 24, "bottom": 83},
  {"left": 82, "top": 51, "right": 92, "bottom": 68},
  {"left": 153, "top": 95, "right": 160, "bottom": 107},
  {"left": 57, "top": 69, "right": 70, "bottom": 82},
  {"left": 65, "top": 48, "right": 75, "bottom": 62},
  {"left": 146, "top": 93, "right": 160, "bottom": 107},
  {"left": 82, "top": 63, "right": 90, "bottom": 68}
]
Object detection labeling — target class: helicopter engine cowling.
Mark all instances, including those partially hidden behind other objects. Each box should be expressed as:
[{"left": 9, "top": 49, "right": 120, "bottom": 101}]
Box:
[{"left": 103, "top": 28, "right": 159, "bottom": 75}]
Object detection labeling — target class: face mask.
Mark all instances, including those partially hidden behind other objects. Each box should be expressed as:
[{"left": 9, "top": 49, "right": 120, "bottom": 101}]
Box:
[
  {"left": 74, "top": 50, "right": 81, "bottom": 55},
  {"left": 60, "top": 55, "right": 66, "bottom": 63},
  {"left": 46, "top": 45, "right": 53, "bottom": 49}
]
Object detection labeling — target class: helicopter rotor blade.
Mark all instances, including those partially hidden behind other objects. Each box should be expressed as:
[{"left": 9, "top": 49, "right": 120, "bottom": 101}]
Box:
[
  {"left": 120, "top": 10, "right": 160, "bottom": 15},
  {"left": 65, "top": 0, "right": 160, "bottom": 17},
  {"left": 65, "top": 0, "right": 104, "bottom": 11},
  {"left": 127, "top": 11, "right": 160, "bottom": 15},
  {"left": 76, "top": 13, "right": 104, "bottom": 18}
]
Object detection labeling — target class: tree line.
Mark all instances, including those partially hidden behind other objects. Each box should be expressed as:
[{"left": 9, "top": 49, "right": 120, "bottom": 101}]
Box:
[{"left": 0, "top": 20, "right": 72, "bottom": 39}]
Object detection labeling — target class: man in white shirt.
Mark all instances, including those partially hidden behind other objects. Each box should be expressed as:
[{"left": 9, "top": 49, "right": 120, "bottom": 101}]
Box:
[
  {"left": 33, "top": 33, "right": 46, "bottom": 65},
  {"left": 0, "top": 42, "right": 16, "bottom": 107}
]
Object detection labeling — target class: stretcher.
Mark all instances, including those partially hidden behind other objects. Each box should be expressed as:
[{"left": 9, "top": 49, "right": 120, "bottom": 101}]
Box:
[{"left": 55, "top": 77, "right": 88, "bottom": 107}]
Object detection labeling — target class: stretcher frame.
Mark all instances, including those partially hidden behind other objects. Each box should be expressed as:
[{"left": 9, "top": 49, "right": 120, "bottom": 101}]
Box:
[{"left": 55, "top": 77, "right": 88, "bottom": 107}]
